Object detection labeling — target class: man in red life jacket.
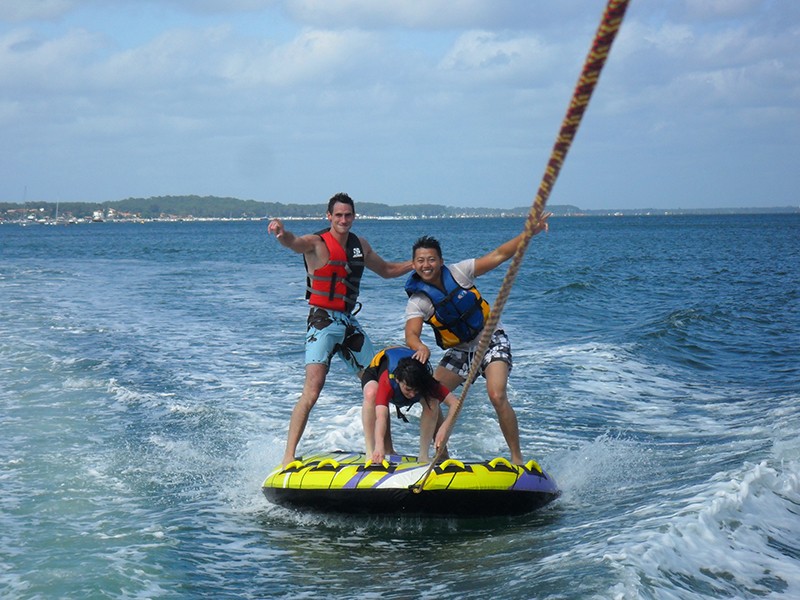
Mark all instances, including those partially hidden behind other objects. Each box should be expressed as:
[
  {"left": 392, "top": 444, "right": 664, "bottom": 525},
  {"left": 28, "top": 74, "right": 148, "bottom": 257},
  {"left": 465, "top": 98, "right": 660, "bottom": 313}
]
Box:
[{"left": 268, "top": 193, "right": 412, "bottom": 467}]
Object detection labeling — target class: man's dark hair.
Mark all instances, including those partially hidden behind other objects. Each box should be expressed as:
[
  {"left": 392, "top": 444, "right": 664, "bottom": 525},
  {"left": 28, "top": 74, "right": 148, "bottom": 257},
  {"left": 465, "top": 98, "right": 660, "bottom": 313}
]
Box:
[
  {"left": 412, "top": 235, "right": 442, "bottom": 259},
  {"left": 327, "top": 192, "right": 355, "bottom": 214}
]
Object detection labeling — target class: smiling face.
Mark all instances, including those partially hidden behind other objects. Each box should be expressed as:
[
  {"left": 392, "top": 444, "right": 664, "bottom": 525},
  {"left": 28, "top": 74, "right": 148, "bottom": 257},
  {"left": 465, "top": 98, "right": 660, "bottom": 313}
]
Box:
[
  {"left": 326, "top": 201, "right": 355, "bottom": 235},
  {"left": 412, "top": 246, "right": 444, "bottom": 286}
]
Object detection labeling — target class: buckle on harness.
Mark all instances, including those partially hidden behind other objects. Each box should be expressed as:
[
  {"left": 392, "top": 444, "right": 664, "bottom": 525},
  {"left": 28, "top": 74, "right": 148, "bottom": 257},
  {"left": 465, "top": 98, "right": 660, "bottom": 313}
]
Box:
[{"left": 395, "top": 404, "right": 411, "bottom": 423}]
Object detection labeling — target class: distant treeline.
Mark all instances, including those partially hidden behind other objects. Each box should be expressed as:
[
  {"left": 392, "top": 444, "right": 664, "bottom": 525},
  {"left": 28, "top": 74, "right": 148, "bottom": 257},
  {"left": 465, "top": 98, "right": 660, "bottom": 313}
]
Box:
[
  {"left": 1, "top": 195, "right": 582, "bottom": 219},
  {"left": 1, "top": 195, "right": 797, "bottom": 220}
]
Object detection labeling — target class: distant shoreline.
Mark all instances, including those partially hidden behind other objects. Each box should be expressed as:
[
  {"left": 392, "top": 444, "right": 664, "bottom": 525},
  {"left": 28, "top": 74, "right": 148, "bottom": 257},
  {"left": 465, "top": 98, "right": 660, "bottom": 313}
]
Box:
[
  {"left": 3, "top": 210, "right": 798, "bottom": 227},
  {"left": 1, "top": 194, "right": 797, "bottom": 225}
]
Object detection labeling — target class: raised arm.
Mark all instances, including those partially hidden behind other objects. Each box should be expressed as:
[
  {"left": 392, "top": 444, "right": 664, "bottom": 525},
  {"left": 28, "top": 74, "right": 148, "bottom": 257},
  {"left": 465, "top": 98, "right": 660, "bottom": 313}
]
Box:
[
  {"left": 473, "top": 212, "right": 551, "bottom": 276},
  {"left": 360, "top": 237, "right": 413, "bottom": 279},
  {"left": 267, "top": 218, "right": 320, "bottom": 255}
]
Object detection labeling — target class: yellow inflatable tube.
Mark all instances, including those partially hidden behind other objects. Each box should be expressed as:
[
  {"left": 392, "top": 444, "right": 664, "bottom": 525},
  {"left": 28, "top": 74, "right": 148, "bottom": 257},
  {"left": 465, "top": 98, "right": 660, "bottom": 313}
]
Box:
[{"left": 262, "top": 451, "right": 560, "bottom": 517}]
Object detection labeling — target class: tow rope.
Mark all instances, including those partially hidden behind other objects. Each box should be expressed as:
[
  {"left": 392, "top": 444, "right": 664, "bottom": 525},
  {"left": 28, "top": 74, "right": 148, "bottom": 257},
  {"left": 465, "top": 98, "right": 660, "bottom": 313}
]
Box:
[{"left": 412, "top": 0, "right": 631, "bottom": 493}]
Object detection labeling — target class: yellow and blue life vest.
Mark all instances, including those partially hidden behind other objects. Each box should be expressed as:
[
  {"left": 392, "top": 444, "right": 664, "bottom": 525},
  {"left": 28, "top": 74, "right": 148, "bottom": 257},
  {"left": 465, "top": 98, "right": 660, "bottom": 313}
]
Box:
[
  {"left": 369, "top": 346, "right": 422, "bottom": 409},
  {"left": 404, "top": 266, "right": 490, "bottom": 349},
  {"left": 370, "top": 346, "right": 437, "bottom": 421}
]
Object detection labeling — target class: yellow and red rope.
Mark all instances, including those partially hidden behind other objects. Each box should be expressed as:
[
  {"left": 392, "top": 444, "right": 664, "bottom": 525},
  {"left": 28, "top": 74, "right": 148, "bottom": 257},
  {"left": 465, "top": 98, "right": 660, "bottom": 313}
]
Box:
[{"left": 413, "top": 0, "right": 632, "bottom": 491}]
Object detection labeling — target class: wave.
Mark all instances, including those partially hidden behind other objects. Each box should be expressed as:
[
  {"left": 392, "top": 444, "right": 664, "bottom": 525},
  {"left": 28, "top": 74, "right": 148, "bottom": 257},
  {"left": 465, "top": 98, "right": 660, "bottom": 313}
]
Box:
[{"left": 605, "top": 458, "right": 800, "bottom": 599}]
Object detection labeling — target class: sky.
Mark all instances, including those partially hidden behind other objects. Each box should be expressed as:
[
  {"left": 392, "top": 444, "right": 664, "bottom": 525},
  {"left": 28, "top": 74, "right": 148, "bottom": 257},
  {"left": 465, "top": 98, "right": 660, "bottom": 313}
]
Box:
[{"left": 1, "top": 0, "right": 798, "bottom": 210}]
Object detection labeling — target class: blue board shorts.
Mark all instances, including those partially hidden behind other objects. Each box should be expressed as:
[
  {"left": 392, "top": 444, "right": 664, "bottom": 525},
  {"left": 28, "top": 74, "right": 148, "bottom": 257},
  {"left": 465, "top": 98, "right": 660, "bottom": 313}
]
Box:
[{"left": 305, "top": 307, "right": 375, "bottom": 374}]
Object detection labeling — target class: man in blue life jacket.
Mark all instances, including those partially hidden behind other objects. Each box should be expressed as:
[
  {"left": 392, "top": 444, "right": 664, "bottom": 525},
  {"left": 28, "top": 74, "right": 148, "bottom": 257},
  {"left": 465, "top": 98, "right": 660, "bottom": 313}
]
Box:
[
  {"left": 403, "top": 213, "right": 551, "bottom": 465},
  {"left": 268, "top": 193, "right": 412, "bottom": 468}
]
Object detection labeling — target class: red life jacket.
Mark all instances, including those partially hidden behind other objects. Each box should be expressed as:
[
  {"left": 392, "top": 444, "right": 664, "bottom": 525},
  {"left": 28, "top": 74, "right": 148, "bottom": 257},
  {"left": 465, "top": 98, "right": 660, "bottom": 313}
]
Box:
[{"left": 305, "top": 230, "right": 365, "bottom": 313}]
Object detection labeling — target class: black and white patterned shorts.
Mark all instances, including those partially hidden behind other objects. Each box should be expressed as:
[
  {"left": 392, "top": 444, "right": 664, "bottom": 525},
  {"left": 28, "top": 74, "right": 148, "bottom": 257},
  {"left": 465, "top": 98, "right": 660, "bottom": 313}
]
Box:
[{"left": 439, "top": 330, "right": 512, "bottom": 382}]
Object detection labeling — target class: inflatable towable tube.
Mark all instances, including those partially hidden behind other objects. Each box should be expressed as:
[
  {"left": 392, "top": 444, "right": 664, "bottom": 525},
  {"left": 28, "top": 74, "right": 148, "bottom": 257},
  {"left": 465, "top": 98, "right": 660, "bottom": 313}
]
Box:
[{"left": 262, "top": 451, "right": 560, "bottom": 517}]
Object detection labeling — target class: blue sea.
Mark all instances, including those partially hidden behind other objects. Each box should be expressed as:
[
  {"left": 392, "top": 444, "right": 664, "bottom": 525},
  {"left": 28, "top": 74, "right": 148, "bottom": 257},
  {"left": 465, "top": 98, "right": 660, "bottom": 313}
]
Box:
[{"left": 2, "top": 214, "right": 799, "bottom": 599}]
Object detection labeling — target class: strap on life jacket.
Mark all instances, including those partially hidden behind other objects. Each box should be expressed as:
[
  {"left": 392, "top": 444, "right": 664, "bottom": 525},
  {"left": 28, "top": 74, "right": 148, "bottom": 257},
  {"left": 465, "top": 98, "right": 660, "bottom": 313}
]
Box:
[
  {"left": 305, "top": 230, "right": 364, "bottom": 313},
  {"left": 395, "top": 405, "right": 411, "bottom": 422},
  {"left": 404, "top": 265, "right": 490, "bottom": 348}
]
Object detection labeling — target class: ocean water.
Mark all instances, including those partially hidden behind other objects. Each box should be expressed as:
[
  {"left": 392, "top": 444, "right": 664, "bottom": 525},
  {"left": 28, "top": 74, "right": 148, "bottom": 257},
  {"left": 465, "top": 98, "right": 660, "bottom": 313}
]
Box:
[{"left": 1, "top": 214, "right": 798, "bottom": 599}]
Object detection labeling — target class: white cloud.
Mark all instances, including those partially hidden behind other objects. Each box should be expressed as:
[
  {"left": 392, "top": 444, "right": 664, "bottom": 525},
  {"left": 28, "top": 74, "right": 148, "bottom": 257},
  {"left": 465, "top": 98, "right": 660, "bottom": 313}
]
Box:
[
  {"left": 439, "top": 31, "right": 553, "bottom": 79},
  {"left": 0, "top": 27, "right": 103, "bottom": 92},
  {"left": 227, "top": 28, "right": 380, "bottom": 87},
  {"left": 95, "top": 26, "right": 232, "bottom": 88}
]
